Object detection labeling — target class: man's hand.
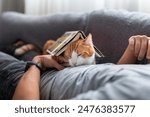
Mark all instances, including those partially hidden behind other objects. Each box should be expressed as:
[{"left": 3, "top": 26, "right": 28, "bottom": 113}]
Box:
[
  {"left": 128, "top": 35, "right": 150, "bottom": 61},
  {"left": 32, "top": 55, "right": 64, "bottom": 70}
]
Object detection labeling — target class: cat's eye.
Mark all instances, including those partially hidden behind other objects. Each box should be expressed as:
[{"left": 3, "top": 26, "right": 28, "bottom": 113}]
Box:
[{"left": 78, "top": 54, "right": 81, "bottom": 57}]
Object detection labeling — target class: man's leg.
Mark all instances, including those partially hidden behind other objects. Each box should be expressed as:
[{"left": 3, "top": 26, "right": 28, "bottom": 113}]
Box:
[{"left": 0, "top": 39, "right": 41, "bottom": 62}]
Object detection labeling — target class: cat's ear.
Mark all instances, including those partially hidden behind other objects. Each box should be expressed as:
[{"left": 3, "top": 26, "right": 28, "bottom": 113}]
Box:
[{"left": 85, "top": 33, "right": 93, "bottom": 46}]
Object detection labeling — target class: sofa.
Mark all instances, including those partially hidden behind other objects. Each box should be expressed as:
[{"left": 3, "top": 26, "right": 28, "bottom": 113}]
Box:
[
  {"left": 1, "top": 10, "right": 150, "bottom": 99},
  {"left": 2, "top": 9, "right": 150, "bottom": 63}
]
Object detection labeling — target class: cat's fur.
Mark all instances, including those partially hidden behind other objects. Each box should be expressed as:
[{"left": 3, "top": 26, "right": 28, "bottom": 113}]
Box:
[{"left": 43, "top": 34, "right": 95, "bottom": 67}]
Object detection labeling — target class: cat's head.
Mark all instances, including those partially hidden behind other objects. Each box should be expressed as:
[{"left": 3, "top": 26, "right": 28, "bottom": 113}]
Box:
[{"left": 64, "top": 34, "right": 95, "bottom": 67}]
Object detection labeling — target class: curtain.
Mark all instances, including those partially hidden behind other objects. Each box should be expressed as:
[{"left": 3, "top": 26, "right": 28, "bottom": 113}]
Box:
[
  {"left": 0, "top": 0, "right": 2, "bottom": 13},
  {"left": 0, "top": 0, "right": 25, "bottom": 13},
  {"left": 25, "top": 0, "right": 150, "bottom": 15},
  {"left": 1, "top": 0, "right": 150, "bottom": 15}
]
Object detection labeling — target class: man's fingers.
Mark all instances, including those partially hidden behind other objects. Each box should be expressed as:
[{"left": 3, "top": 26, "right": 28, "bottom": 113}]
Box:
[
  {"left": 54, "top": 63, "right": 65, "bottom": 70},
  {"left": 128, "top": 37, "right": 135, "bottom": 51},
  {"left": 40, "top": 55, "right": 64, "bottom": 70},
  {"left": 138, "top": 36, "right": 148, "bottom": 60},
  {"left": 134, "top": 36, "right": 141, "bottom": 57},
  {"left": 146, "top": 39, "right": 150, "bottom": 61},
  {"left": 53, "top": 60, "right": 65, "bottom": 70}
]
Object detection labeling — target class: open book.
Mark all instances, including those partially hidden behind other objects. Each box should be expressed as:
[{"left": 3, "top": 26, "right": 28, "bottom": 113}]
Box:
[{"left": 47, "top": 31, "right": 104, "bottom": 58}]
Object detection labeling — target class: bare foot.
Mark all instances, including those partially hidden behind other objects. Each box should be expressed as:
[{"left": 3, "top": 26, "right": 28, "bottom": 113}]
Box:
[{"left": 14, "top": 40, "right": 41, "bottom": 56}]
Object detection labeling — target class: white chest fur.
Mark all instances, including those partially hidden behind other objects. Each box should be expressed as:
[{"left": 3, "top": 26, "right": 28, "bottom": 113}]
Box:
[{"left": 69, "top": 51, "right": 95, "bottom": 67}]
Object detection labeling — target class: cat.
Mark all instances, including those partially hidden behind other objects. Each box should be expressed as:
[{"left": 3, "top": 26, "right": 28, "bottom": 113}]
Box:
[
  {"left": 43, "top": 34, "right": 96, "bottom": 67},
  {"left": 13, "top": 34, "right": 96, "bottom": 67}
]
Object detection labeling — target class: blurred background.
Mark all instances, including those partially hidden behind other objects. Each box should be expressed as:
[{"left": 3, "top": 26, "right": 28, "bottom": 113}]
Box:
[{"left": 0, "top": 0, "right": 150, "bottom": 15}]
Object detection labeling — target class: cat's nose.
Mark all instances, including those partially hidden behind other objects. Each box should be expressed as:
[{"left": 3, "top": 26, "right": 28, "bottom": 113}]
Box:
[
  {"left": 71, "top": 62, "right": 76, "bottom": 67},
  {"left": 72, "top": 64, "right": 76, "bottom": 67}
]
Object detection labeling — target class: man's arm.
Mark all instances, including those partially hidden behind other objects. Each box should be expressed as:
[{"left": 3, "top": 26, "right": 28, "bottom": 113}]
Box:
[
  {"left": 117, "top": 45, "right": 137, "bottom": 64},
  {"left": 12, "top": 65, "right": 41, "bottom": 100},
  {"left": 12, "top": 55, "right": 64, "bottom": 100}
]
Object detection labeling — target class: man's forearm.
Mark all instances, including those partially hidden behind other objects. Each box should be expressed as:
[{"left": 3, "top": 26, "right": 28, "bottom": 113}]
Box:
[
  {"left": 13, "top": 65, "right": 41, "bottom": 100},
  {"left": 12, "top": 55, "right": 64, "bottom": 100},
  {"left": 117, "top": 45, "right": 137, "bottom": 64}
]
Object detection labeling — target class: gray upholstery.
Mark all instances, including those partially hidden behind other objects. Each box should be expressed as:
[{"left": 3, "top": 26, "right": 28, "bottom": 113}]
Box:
[{"left": 1, "top": 10, "right": 150, "bottom": 63}]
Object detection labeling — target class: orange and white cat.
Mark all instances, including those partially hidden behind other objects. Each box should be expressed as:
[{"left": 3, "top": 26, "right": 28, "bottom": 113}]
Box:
[{"left": 43, "top": 34, "right": 95, "bottom": 67}]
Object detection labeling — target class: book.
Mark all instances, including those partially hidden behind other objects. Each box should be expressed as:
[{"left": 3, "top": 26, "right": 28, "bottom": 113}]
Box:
[{"left": 47, "top": 31, "right": 104, "bottom": 58}]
